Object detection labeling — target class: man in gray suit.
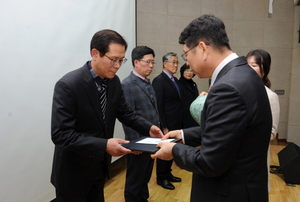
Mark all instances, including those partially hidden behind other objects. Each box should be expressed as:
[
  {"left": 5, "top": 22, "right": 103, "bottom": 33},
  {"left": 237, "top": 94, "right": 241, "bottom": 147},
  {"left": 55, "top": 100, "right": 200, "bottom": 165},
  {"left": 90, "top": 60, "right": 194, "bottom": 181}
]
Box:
[
  {"left": 121, "top": 46, "right": 161, "bottom": 202},
  {"left": 152, "top": 14, "right": 272, "bottom": 202}
]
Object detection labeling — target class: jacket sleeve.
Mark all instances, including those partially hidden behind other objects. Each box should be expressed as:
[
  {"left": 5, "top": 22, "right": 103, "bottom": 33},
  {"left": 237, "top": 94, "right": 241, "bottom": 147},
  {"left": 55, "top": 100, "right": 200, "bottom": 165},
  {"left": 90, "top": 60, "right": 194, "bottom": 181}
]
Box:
[
  {"left": 152, "top": 77, "right": 167, "bottom": 129},
  {"left": 173, "top": 83, "right": 248, "bottom": 177},
  {"left": 121, "top": 80, "right": 143, "bottom": 140}
]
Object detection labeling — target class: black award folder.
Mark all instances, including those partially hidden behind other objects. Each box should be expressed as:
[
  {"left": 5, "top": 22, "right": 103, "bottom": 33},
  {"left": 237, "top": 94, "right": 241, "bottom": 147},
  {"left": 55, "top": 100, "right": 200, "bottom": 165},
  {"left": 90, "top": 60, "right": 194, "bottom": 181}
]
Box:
[{"left": 122, "top": 136, "right": 182, "bottom": 154}]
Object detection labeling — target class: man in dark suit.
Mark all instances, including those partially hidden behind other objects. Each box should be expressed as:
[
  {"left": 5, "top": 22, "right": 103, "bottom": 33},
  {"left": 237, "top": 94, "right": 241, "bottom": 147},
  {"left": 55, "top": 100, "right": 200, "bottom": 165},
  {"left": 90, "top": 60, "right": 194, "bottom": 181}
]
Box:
[
  {"left": 51, "top": 30, "right": 163, "bottom": 202},
  {"left": 151, "top": 15, "right": 272, "bottom": 202},
  {"left": 152, "top": 52, "right": 182, "bottom": 190},
  {"left": 121, "top": 46, "right": 160, "bottom": 202}
]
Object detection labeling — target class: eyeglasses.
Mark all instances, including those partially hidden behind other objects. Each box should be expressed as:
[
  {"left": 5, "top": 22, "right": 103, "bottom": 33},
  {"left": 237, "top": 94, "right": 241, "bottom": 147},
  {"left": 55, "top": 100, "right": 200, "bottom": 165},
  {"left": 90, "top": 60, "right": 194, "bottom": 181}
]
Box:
[
  {"left": 139, "top": 60, "right": 156, "bottom": 65},
  {"left": 167, "top": 61, "right": 179, "bottom": 65},
  {"left": 181, "top": 44, "right": 198, "bottom": 61},
  {"left": 104, "top": 54, "right": 127, "bottom": 66}
]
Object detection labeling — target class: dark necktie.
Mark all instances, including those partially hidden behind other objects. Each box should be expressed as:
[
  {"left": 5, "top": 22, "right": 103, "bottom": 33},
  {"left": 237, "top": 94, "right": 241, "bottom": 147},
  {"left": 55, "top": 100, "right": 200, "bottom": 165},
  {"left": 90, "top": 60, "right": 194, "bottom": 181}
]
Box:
[
  {"left": 171, "top": 76, "right": 181, "bottom": 96},
  {"left": 99, "top": 80, "right": 107, "bottom": 121}
]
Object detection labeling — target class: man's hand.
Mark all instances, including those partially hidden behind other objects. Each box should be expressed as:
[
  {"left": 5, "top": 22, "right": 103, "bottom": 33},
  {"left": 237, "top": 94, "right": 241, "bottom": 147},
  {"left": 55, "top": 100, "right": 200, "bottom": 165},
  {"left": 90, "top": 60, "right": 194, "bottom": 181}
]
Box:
[
  {"left": 106, "top": 138, "right": 132, "bottom": 156},
  {"left": 149, "top": 125, "right": 164, "bottom": 138},
  {"left": 161, "top": 130, "right": 182, "bottom": 140},
  {"left": 151, "top": 142, "right": 175, "bottom": 160},
  {"left": 200, "top": 91, "right": 208, "bottom": 96}
]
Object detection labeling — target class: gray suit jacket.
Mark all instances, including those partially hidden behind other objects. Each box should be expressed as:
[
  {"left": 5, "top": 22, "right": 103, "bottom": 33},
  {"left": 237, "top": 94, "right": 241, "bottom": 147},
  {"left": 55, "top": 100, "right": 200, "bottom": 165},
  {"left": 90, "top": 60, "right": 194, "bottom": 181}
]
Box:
[
  {"left": 121, "top": 72, "right": 161, "bottom": 140},
  {"left": 173, "top": 57, "right": 272, "bottom": 202}
]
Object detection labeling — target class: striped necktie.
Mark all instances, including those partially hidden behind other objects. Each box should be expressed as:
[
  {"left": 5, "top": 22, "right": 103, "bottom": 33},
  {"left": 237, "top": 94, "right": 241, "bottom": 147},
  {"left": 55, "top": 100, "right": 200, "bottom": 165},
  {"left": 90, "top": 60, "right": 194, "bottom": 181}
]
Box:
[{"left": 99, "top": 80, "right": 107, "bottom": 121}]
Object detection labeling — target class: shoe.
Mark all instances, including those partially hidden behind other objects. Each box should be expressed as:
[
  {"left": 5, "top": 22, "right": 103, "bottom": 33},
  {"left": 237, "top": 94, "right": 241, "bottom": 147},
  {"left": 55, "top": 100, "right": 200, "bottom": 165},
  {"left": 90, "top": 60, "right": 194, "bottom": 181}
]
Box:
[
  {"left": 167, "top": 174, "right": 181, "bottom": 182},
  {"left": 157, "top": 179, "right": 175, "bottom": 190}
]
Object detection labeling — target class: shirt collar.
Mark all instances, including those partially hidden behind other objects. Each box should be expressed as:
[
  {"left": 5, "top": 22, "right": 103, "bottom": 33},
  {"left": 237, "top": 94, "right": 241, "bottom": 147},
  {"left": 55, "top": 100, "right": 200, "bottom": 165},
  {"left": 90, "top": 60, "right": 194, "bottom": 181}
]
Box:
[
  {"left": 132, "top": 70, "right": 149, "bottom": 82},
  {"left": 163, "top": 70, "right": 173, "bottom": 79},
  {"left": 88, "top": 61, "right": 107, "bottom": 84},
  {"left": 88, "top": 61, "right": 98, "bottom": 79},
  {"left": 210, "top": 53, "right": 238, "bottom": 87}
]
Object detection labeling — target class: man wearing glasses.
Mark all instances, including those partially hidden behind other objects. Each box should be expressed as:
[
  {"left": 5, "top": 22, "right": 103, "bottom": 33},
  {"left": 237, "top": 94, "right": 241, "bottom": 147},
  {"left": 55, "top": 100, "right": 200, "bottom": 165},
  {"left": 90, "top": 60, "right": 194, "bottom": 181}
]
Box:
[
  {"left": 152, "top": 52, "right": 183, "bottom": 190},
  {"left": 121, "top": 46, "right": 160, "bottom": 202},
  {"left": 50, "top": 29, "right": 163, "bottom": 202},
  {"left": 151, "top": 15, "right": 272, "bottom": 202}
]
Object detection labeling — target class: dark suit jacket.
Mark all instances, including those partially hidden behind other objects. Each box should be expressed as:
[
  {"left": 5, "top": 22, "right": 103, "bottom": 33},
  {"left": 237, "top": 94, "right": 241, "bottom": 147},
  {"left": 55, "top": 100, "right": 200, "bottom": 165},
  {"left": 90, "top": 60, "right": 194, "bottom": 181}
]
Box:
[
  {"left": 121, "top": 72, "right": 161, "bottom": 140},
  {"left": 178, "top": 77, "right": 199, "bottom": 128},
  {"left": 152, "top": 72, "right": 183, "bottom": 131},
  {"left": 51, "top": 62, "right": 153, "bottom": 193},
  {"left": 172, "top": 57, "right": 272, "bottom": 202}
]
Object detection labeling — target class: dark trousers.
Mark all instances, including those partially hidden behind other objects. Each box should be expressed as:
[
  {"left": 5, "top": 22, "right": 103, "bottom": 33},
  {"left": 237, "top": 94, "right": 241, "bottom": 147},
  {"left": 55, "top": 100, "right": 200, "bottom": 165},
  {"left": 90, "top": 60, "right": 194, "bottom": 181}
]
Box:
[
  {"left": 156, "top": 159, "right": 173, "bottom": 180},
  {"left": 54, "top": 181, "right": 105, "bottom": 202},
  {"left": 125, "top": 153, "right": 154, "bottom": 202},
  {"left": 52, "top": 165, "right": 106, "bottom": 202}
]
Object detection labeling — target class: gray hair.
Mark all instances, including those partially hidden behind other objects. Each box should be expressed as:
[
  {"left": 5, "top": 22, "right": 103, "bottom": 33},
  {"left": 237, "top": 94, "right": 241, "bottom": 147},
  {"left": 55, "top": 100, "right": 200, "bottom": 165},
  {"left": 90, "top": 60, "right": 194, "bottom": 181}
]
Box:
[{"left": 162, "top": 52, "right": 177, "bottom": 63}]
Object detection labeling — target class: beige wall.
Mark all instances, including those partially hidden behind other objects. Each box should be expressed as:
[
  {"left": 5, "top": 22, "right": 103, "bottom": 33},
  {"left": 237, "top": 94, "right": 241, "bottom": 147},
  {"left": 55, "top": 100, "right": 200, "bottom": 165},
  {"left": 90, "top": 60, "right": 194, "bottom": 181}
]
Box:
[
  {"left": 288, "top": 6, "right": 300, "bottom": 145},
  {"left": 136, "top": 0, "right": 300, "bottom": 144}
]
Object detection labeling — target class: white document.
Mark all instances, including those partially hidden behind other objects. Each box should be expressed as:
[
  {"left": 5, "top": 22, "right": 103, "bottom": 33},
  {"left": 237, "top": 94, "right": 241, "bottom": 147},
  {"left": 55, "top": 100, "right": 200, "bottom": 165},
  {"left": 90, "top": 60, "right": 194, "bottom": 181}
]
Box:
[{"left": 136, "top": 138, "right": 176, "bottom": 144}]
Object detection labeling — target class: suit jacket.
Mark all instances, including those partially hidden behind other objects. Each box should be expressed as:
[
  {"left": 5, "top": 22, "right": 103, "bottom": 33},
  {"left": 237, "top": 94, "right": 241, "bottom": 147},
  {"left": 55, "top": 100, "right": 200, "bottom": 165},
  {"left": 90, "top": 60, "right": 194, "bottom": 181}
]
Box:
[
  {"left": 172, "top": 57, "right": 272, "bottom": 202},
  {"left": 121, "top": 72, "right": 161, "bottom": 140},
  {"left": 51, "top": 62, "right": 153, "bottom": 192},
  {"left": 152, "top": 72, "right": 183, "bottom": 130},
  {"left": 178, "top": 77, "right": 199, "bottom": 128}
]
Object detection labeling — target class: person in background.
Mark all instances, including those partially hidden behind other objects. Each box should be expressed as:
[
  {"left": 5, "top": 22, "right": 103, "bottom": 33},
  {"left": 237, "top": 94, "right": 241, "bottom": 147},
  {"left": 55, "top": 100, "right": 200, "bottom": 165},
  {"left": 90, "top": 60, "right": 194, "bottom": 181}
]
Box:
[
  {"left": 246, "top": 49, "right": 280, "bottom": 192},
  {"left": 152, "top": 52, "right": 182, "bottom": 190},
  {"left": 178, "top": 63, "right": 199, "bottom": 128},
  {"left": 151, "top": 14, "right": 272, "bottom": 202},
  {"left": 121, "top": 46, "right": 161, "bottom": 202},
  {"left": 50, "top": 29, "right": 163, "bottom": 202}
]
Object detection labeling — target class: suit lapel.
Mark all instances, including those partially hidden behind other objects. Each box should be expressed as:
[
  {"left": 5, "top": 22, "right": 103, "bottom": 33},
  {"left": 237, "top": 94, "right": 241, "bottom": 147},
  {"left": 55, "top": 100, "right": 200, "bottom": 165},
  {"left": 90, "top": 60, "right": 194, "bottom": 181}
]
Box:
[
  {"left": 162, "top": 72, "right": 181, "bottom": 99},
  {"left": 131, "top": 73, "right": 157, "bottom": 107},
  {"left": 82, "top": 64, "right": 105, "bottom": 126}
]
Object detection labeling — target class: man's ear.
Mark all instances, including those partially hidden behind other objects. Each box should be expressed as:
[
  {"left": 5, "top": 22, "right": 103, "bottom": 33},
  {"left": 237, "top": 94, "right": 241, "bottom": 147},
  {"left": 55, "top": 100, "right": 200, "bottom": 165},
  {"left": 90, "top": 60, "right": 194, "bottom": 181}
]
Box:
[
  {"left": 162, "top": 61, "right": 167, "bottom": 68},
  {"left": 91, "top": 48, "right": 99, "bottom": 60},
  {"left": 134, "top": 59, "right": 139, "bottom": 67},
  {"left": 198, "top": 41, "right": 207, "bottom": 53},
  {"left": 198, "top": 41, "right": 208, "bottom": 61}
]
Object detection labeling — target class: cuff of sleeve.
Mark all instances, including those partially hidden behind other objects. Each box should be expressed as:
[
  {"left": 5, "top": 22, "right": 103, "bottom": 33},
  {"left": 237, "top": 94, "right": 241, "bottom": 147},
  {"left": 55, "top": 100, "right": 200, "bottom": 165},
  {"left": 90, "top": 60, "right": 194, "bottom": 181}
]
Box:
[{"left": 181, "top": 129, "right": 185, "bottom": 144}]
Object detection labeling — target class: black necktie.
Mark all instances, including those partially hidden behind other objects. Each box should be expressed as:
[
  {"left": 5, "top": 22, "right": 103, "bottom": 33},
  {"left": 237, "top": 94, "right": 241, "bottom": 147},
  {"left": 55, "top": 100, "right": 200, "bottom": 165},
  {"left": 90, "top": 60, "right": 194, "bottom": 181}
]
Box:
[{"left": 99, "top": 80, "right": 107, "bottom": 121}]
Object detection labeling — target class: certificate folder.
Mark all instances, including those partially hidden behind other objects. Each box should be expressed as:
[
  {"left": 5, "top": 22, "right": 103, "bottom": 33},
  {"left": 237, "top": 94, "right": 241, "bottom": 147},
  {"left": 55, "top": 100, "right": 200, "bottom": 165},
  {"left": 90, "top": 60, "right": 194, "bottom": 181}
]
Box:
[{"left": 122, "top": 137, "right": 181, "bottom": 154}]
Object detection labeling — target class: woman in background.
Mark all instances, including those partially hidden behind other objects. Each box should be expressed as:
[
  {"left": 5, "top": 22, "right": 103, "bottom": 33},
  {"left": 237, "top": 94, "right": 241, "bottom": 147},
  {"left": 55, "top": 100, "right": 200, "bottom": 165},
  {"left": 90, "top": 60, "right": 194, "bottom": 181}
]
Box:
[
  {"left": 178, "top": 64, "right": 199, "bottom": 128},
  {"left": 246, "top": 49, "right": 280, "bottom": 192}
]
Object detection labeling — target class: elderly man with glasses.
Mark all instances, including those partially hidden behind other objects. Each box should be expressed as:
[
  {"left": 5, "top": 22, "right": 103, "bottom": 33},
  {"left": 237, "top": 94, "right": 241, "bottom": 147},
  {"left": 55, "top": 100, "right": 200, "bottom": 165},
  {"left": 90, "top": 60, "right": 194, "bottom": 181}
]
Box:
[{"left": 152, "top": 52, "right": 183, "bottom": 190}]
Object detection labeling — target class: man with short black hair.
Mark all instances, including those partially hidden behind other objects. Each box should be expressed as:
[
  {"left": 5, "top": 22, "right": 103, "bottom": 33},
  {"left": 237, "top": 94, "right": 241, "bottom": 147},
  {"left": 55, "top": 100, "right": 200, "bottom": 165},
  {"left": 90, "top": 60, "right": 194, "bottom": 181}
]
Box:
[
  {"left": 122, "top": 45, "right": 160, "bottom": 202},
  {"left": 51, "top": 30, "right": 163, "bottom": 201},
  {"left": 152, "top": 15, "right": 272, "bottom": 202}
]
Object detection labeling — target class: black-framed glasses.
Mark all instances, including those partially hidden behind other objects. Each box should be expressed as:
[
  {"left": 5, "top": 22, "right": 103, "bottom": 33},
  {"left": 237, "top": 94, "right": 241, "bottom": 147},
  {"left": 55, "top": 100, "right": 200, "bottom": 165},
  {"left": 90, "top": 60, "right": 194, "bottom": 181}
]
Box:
[
  {"left": 181, "top": 44, "right": 198, "bottom": 61},
  {"left": 104, "top": 54, "right": 127, "bottom": 66},
  {"left": 139, "top": 59, "right": 156, "bottom": 65}
]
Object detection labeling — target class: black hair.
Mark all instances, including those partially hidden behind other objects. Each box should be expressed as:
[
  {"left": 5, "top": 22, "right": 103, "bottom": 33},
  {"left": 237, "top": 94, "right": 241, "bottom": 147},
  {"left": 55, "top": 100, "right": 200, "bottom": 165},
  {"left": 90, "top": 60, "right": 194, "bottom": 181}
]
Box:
[
  {"left": 180, "top": 63, "right": 190, "bottom": 77},
  {"left": 90, "top": 29, "right": 128, "bottom": 56},
  {"left": 179, "top": 14, "right": 231, "bottom": 52},
  {"left": 131, "top": 46, "right": 155, "bottom": 66},
  {"left": 246, "top": 49, "right": 271, "bottom": 88}
]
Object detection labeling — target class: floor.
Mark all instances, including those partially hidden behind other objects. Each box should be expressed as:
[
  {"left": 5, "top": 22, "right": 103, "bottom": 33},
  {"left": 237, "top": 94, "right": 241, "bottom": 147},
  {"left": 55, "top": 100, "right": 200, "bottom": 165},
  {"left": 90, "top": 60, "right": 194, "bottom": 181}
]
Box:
[{"left": 104, "top": 137, "right": 300, "bottom": 202}]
